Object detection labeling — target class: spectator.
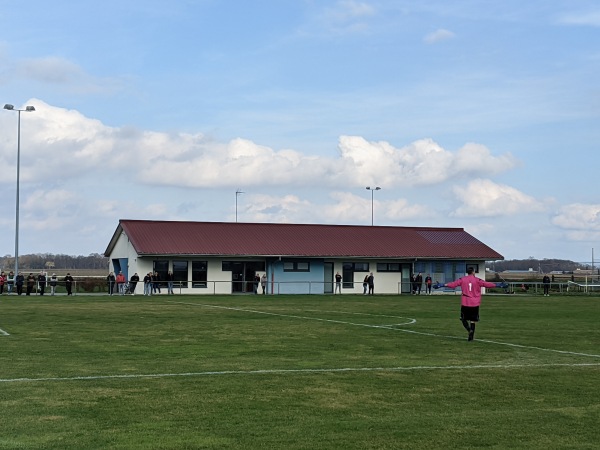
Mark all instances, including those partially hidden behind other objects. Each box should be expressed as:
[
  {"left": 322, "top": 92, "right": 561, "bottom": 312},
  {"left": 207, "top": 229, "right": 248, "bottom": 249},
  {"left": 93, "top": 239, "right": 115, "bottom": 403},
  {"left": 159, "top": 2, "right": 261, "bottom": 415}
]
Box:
[
  {"left": 367, "top": 272, "right": 375, "bottom": 295},
  {"left": 334, "top": 272, "right": 342, "bottom": 294},
  {"left": 49, "top": 273, "right": 58, "bottom": 296},
  {"left": 363, "top": 274, "right": 369, "bottom": 295},
  {"left": 0, "top": 271, "right": 5, "bottom": 295},
  {"left": 129, "top": 273, "right": 140, "bottom": 295},
  {"left": 424, "top": 274, "right": 433, "bottom": 295},
  {"left": 26, "top": 273, "right": 35, "bottom": 296},
  {"left": 166, "top": 271, "right": 174, "bottom": 295},
  {"left": 542, "top": 274, "right": 550, "bottom": 297},
  {"left": 252, "top": 274, "right": 259, "bottom": 294},
  {"left": 38, "top": 272, "right": 47, "bottom": 296},
  {"left": 7, "top": 271, "right": 14, "bottom": 294},
  {"left": 64, "top": 273, "right": 74, "bottom": 296},
  {"left": 107, "top": 272, "right": 116, "bottom": 295},
  {"left": 415, "top": 272, "right": 423, "bottom": 295},
  {"left": 116, "top": 271, "right": 126, "bottom": 295},
  {"left": 144, "top": 273, "right": 153, "bottom": 296},
  {"left": 153, "top": 271, "right": 161, "bottom": 294},
  {"left": 261, "top": 273, "right": 267, "bottom": 294},
  {"left": 16, "top": 272, "right": 25, "bottom": 295}
]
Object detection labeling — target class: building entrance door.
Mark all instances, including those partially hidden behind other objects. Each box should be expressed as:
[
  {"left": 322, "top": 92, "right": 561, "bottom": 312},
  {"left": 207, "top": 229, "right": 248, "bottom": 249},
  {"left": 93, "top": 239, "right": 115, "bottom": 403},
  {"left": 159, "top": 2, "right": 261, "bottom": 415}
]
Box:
[{"left": 230, "top": 261, "right": 266, "bottom": 293}]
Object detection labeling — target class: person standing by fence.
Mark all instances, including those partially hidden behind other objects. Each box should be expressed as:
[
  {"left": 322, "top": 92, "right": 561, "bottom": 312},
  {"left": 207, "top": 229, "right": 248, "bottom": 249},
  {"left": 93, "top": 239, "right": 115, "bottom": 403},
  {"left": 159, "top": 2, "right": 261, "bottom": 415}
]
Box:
[
  {"left": 425, "top": 274, "right": 433, "bottom": 295},
  {"left": 367, "top": 273, "right": 375, "bottom": 295},
  {"left": 542, "top": 274, "right": 550, "bottom": 296},
  {"left": 64, "top": 273, "right": 74, "bottom": 296},
  {"left": 130, "top": 273, "right": 140, "bottom": 295},
  {"left": 334, "top": 272, "right": 342, "bottom": 294},
  {"left": 166, "top": 271, "right": 174, "bottom": 295},
  {"left": 16, "top": 272, "right": 25, "bottom": 295},
  {"left": 261, "top": 273, "right": 267, "bottom": 294},
  {"left": 116, "top": 271, "right": 126, "bottom": 295},
  {"left": 107, "top": 272, "right": 115, "bottom": 295},
  {"left": 7, "top": 271, "right": 14, "bottom": 294},
  {"left": 144, "top": 273, "right": 152, "bottom": 296},
  {"left": 37, "top": 272, "right": 47, "bottom": 296},
  {"left": 50, "top": 274, "right": 58, "bottom": 295}
]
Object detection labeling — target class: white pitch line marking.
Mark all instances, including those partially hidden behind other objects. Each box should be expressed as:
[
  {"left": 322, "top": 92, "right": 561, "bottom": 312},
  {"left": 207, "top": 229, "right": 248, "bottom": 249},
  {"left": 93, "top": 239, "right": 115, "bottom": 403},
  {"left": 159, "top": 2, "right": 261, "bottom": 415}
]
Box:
[
  {"left": 1, "top": 362, "right": 598, "bottom": 384},
  {"left": 0, "top": 327, "right": 10, "bottom": 336},
  {"left": 171, "top": 302, "right": 600, "bottom": 359},
  {"left": 172, "top": 301, "right": 416, "bottom": 330},
  {"left": 306, "top": 309, "right": 417, "bottom": 325}
]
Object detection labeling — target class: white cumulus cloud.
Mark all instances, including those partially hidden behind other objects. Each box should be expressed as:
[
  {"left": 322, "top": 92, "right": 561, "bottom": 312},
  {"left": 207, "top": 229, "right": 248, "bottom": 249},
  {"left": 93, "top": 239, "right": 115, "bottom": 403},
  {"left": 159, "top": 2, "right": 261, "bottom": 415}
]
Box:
[
  {"left": 452, "top": 179, "right": 545, "bottom": 218},
  {"left": 552, "top": 203, "right": 600, "bottom": 231}
]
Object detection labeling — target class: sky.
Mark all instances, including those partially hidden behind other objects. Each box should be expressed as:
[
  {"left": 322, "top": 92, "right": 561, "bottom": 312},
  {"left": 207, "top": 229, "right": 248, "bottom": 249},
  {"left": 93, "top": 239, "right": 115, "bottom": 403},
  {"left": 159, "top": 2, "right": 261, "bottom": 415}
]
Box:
[{"left": 1, "top": 0, "right": 599, "bottom": 263}]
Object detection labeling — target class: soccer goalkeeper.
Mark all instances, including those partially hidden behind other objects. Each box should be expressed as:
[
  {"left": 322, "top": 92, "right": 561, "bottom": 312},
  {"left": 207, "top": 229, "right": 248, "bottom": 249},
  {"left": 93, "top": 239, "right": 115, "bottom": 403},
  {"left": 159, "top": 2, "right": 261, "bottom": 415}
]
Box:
[{"left": 434, "top": 267, "right": 507, "bottom": 341}]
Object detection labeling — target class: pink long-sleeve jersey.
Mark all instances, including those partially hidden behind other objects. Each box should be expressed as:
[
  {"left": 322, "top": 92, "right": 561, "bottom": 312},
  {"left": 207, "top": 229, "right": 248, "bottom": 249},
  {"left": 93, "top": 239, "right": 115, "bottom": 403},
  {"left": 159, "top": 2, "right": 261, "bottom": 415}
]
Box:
[{"left": 445, "top": 274, "right": 497, "bottom": 307}]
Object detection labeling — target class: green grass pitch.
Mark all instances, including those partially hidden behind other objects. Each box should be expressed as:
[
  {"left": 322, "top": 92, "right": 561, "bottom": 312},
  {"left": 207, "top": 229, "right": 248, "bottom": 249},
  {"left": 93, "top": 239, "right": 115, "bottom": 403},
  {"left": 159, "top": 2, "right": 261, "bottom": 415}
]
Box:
[{"left": 1, "top": 294, "right": 598, "bottom": 449}]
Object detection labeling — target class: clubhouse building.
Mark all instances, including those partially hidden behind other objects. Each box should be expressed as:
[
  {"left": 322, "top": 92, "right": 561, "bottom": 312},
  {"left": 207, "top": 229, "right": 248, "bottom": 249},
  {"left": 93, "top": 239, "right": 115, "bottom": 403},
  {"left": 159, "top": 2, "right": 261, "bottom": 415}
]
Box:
[{"left": 104, "top": 220, "right": 503, "bottom": 295}]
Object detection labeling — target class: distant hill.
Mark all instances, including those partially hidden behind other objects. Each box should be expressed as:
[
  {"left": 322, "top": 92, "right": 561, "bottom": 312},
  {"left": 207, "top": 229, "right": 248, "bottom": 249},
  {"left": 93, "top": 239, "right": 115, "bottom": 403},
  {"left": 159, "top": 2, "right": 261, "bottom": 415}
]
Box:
[{"left": 486, "top": 258, "right": 594, "bottom": 273}]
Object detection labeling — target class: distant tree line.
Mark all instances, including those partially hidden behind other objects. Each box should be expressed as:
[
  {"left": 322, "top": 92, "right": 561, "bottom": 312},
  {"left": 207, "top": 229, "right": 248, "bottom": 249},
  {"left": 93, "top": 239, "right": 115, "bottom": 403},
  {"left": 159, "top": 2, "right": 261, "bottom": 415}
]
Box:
[
  {"left": 0, "top": 253, "right": 108, "bottom": 271},
  {"left": 486, "top": 258, "right": 591, "bottom": 273}
]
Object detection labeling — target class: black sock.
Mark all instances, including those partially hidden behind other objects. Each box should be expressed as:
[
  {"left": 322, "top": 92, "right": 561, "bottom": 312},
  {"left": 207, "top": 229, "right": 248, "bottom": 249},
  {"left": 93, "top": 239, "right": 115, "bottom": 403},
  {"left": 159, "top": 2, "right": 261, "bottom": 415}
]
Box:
[
  {"left": 461, "top": 319, "right": 470, "bottom": 331},
  {"left": 470, "top": 323, "right": 476, "bottom": 333}
]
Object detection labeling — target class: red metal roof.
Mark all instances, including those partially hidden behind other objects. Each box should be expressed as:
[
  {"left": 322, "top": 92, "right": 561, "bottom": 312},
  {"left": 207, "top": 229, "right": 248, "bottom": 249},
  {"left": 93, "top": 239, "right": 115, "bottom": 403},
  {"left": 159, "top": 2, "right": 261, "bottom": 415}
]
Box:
[{"left": 105, "top": 220, "right": 503, "bottom": 260}]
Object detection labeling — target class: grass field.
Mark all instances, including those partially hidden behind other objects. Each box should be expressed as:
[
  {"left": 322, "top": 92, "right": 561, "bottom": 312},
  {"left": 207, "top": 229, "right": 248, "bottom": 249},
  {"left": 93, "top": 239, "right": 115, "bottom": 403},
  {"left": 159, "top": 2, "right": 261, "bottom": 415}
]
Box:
[{"left": 1, "top": 294, "right": 598, "bottom": 449}]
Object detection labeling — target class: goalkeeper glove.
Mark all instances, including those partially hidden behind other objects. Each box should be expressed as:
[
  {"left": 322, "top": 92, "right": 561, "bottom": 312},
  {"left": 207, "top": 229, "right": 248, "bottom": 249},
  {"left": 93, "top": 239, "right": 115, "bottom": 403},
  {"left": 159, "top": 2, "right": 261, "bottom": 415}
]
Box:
[
  {"left": 433, "top": 282, "right": 445, "bottom": 289},
  {"left": 495, "top": 282, "right": 508, "bottom": 289}
]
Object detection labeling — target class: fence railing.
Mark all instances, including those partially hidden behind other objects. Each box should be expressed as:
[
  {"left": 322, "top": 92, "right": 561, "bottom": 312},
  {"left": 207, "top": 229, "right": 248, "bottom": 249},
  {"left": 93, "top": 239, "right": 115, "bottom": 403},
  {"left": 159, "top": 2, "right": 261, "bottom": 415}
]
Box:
[{"left": 4, "top": 279, "right": 599, "bottom": 296}]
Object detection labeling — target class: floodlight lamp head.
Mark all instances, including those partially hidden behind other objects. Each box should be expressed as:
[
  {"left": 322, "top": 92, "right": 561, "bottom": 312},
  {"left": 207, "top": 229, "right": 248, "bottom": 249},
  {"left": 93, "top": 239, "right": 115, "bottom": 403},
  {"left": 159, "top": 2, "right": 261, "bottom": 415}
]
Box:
[
  {"left": 4, "top": 104, "right": 15, "bottom": 110},
  {"left": 366, "top": 186, "right": 370, "bottom": 190},
  {"left": 375, "top": 187, "right": 381, "bottom": 191},
  {"left": 25, "top": 106, "right": 35, "bottom": 111}
]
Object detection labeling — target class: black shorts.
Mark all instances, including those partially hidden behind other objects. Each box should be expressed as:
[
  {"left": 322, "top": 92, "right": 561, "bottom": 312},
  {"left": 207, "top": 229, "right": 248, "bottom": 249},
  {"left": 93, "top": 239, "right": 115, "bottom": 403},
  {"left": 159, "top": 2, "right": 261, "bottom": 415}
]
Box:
[{"left": 461, "top": 306, "right": 480, "bottom": 322}]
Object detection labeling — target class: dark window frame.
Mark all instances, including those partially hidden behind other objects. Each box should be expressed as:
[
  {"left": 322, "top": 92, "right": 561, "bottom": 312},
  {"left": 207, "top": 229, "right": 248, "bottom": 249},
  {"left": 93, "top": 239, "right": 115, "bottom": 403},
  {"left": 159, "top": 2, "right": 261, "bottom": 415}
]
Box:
[
  {"left": 192, "top": 260, "right": 208, "bottom": 288},
  {"left": 172, "top": 260, "right": 188, "bottom": 288},
  {"left": 283, "top": 261, "right": 311, "bottom": 272},
  {"left": 377, "top": 263, "right": 402, "bottom": 272}
]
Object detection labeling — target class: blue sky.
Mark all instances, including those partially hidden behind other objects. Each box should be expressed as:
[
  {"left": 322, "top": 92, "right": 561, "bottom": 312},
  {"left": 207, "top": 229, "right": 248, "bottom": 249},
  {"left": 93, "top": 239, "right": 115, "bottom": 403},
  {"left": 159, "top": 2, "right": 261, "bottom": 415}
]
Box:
[{"left": 1, "top": 0, "right": 599, "bottom": 263}]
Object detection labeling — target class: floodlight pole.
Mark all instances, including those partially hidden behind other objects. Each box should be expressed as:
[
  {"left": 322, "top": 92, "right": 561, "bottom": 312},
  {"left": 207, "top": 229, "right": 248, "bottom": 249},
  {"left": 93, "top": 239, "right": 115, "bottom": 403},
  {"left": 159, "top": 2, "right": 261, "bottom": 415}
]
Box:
[
  {"left": 4, "top": 103, "right": 36, "bottom": 282},
  {"left": 366, "top": 186, "right": 381, "bottom": 226},
  {"left": 235, "top": 189, "right": 244, "bottom": 222}
]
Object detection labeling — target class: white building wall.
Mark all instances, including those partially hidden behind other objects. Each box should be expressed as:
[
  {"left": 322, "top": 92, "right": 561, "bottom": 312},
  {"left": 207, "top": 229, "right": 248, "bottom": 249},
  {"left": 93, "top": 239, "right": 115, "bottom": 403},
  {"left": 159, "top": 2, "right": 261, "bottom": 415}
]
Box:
[
  {"left": 106, "top": 233, "right": 490, "bottom": 296},
  {"left": 208, "top": 259, "right": 231, "bottom": 294}
]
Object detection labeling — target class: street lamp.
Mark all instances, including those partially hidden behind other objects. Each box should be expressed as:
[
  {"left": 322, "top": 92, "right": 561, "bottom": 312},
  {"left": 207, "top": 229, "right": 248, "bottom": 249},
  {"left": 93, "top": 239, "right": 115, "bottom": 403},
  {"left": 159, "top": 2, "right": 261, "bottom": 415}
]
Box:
[
  {"left": 235, "top": 189, "right": 244, "bottom": 222},
  {"left": 4, "top": 103, "right": 36, "bottom": 283},
  {"left": 365, "top": 186, "right": 381, "bottom": 226}
]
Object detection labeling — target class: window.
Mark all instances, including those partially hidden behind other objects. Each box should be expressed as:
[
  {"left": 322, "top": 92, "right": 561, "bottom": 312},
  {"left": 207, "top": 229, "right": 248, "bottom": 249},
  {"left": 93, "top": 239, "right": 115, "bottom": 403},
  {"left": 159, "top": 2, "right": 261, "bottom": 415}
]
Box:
[
  {"left": 353, "top": 262, "right": 369, "bottom": 272},
  {"left": 342, "top": 262, "right": 370, "bottom": 289},
  {"left": 283, "top": 261, "right": 310, "bottom": 272},
  {"left": 414, "top": 262, "right": 426, "bottom": 273},
  {"left": 153, "top": 260, "right": 169, "bottom": 287},
  {"left": 467, "top": 264, "right": 479, "bottom": 274},
  {"left": 173, "top": 260, "right": 188, "bottom": 288},
  {"left": 192, "top": 261, "right": 207, "bottom": 288},
  {"left": 377, "top": 263, "right": 401, "bottom": 272}
]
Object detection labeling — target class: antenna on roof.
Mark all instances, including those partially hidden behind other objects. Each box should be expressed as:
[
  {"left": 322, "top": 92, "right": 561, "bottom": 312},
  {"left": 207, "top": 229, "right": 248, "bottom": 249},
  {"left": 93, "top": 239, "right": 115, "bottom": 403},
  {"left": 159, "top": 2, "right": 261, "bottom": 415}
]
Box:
[{"left": 235, "top": 189, "right": 244, "bottom": 222}]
